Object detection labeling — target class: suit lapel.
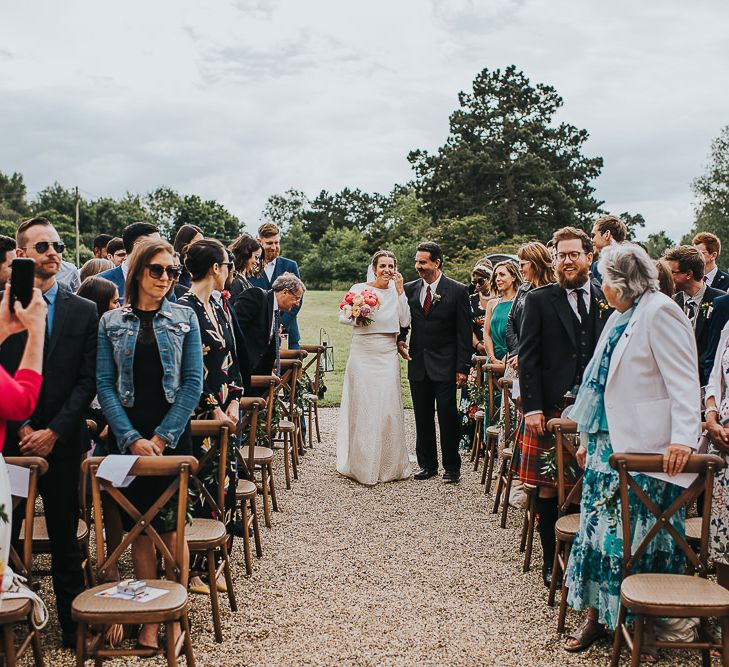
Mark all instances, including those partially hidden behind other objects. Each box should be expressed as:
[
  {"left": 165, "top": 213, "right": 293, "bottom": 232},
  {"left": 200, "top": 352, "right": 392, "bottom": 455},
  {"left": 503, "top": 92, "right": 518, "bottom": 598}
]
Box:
[
  {"left": 265, "top": 290, "right": 274, "bottom": 339},
  {"left": 46, "top": 287, "right": 70, "bottom": 359},
  {"left": 410, "top": 279, "right": 425, "bottom": 315},
  {"left": 551, "top": 288, "right": 577, "bottom": 348},
  {"left": 696, "top": 288, "right": 718, "bottom": 340}
]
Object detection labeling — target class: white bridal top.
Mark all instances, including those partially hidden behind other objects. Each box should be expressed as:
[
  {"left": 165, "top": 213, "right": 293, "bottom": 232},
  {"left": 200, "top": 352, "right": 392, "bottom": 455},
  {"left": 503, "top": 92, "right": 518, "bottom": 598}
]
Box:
[{"left": 339, "top": 282, "right": 411, "bottom": 334}]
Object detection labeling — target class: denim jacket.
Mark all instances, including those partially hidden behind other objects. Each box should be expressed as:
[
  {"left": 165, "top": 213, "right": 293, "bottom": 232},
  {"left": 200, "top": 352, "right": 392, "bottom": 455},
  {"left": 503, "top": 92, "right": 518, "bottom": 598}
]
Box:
[{"left": 96, "top": 299, "right": 203, "bottom": 453}]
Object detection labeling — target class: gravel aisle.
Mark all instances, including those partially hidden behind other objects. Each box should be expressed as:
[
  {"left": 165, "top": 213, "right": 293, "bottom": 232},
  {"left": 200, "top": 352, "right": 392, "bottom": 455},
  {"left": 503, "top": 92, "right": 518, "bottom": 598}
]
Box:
[{"left": 38, "top": 408, "right": 692, "bottom": 666}]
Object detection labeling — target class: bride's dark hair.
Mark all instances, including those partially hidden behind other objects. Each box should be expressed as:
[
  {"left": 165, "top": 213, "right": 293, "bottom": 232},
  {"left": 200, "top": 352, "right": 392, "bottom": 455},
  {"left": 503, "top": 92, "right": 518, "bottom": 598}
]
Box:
[{"left": 371, "top": 249, "right": 397, "bottom": 269}]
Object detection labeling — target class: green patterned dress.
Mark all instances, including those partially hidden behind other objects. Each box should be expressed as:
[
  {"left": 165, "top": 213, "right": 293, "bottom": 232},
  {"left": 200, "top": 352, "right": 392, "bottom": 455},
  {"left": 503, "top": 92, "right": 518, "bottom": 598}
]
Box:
[{"left": 564, "top": 303, "right": 686, "bottom": 630}]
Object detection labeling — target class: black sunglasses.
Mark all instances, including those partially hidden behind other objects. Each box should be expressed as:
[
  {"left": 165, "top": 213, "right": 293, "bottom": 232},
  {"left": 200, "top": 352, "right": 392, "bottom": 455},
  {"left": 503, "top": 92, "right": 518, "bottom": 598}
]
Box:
[
  {"left": 146, "top": 263, "right": 182, "bottom": 280},
  {"left": 22, "top": 241, "right": 65, "bottom": 254},
  {"left": 471, "top": 277, "right": 489, "bottom": 286}
]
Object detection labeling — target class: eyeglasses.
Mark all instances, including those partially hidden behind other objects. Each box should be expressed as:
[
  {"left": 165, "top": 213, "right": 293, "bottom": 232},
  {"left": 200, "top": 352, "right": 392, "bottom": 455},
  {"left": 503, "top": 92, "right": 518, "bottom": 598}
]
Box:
[
  {"left": 113, "top": 251, "right": 127, "bottom": 258},
  {"left": 146, "top": 264, "right": 182, "bottom": 280},
  {"left": 286, "top": 290, "right": 303, "bottom": 303},
  {"left": 220, "top": 261, "right": 234, "bottom": 270},
  {"left": 556, "top": 251, "right": 587, "bottom": 263},
  {"left": 471, "top": 277, "right": 490, "bottom": 286},
  {"left": 21, "top": 241, "right": 65, "bottom": 254}
]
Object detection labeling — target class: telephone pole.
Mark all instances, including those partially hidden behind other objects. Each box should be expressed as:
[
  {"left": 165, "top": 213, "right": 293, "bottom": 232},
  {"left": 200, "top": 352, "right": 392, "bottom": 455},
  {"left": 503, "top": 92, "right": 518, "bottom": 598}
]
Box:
[{"left": 74, "top": 186, "right": 80, "bottom": 266}]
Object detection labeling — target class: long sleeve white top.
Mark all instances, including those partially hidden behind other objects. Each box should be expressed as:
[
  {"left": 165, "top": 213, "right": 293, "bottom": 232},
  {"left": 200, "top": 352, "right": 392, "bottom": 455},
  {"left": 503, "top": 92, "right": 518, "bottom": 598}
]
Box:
[{"left": 339, "top": 283, "right": 411, "bottom": 334}]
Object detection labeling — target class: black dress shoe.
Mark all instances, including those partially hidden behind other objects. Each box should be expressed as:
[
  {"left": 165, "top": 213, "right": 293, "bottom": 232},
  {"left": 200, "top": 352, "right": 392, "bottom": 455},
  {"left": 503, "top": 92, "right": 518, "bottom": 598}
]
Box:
[
  {"left": 414, "top": 468, "right": 438, "bottom": 480},
  {"left": 443, "top": 471, "right": 461, "bottom": 483},
  {"left": 543, "top": 566, "right": 562, "bottom": 590}
]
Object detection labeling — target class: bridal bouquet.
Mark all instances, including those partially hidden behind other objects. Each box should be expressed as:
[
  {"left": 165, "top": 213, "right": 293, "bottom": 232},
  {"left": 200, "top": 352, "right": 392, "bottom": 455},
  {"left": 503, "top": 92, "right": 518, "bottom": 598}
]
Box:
[{"left": 339, "top": 288, "right": 381, "bottom": 326}]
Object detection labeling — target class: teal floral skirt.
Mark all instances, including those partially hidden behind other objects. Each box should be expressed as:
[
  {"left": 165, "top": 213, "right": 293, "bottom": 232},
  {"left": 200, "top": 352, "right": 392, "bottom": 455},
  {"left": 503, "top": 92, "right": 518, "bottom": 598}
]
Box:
[{"left": 564, "top": 431, "right": 686, "bottom": 630}]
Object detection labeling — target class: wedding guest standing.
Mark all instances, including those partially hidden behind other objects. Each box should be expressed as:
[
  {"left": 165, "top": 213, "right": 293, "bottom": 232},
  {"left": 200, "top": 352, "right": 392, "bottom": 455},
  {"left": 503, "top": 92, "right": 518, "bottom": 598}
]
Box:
[
  {"left": 518, "top": 226, "right": 609, "bottom": 587},
  {"left": 0, "top": 235, "right": 16, "bottom": 290},
  {"left": 589, "top": 215, "right": 628, "bottom": 285},
  {"left": 105, "top": 237, "right": 126, "bottom": 267},
  {"left": 228, "top": 234, "right": 262, "bottom": 299},
  {"left": 249, "top": 223, "right": 303, "bottom": 349},
  {"left": 0, "top": 216, "right": 98, "bottom": 649},
  {"left": 694, "top": 231, "right": 729, "bottom": 290},
  {"left": 92, "top": 234, "right": 113, "bottom": 260},
  {"left": 564, "top": 242, "right": 698, "bottom": 653},
  {"left": 664, "top": 245, "right": 723, "bottom": 384},
  {"left": 80, "top": 258, "right": 114, "bottom": 282},
  {"left": 178, "top": 240, "right": 242, "bottom": 592},
  {"left": 96, "top": 239, "right": 202, "bottom": 651},
  {"left": 483, "top": 261, "right": 521, "bottom": 364},
  {"left": 173, "top": 224, "right": 204, "bottom": 291}
]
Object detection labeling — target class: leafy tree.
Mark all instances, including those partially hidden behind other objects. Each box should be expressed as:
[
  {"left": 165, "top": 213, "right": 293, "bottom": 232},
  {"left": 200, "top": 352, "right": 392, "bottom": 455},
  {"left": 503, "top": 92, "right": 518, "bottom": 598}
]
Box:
[
  {"left": 261, "top": 189, "right": 308, "bottom": 232},
  {"left": 408, "top": 65, "right": 604, "bottom": 240},
  {"left": 618, "top": 211, "right": 645, "bottom": 240},
  {"left": 0, "top": 171, "right": 30, "bottom": 216},
  {"left": 644, "top": 231, "right": 674, "bottom": 259},
  {"left": 302, "top": 188, "right": 387, "bottom": 242},
  {"left": 280, "top": 217, "right": 313, "bottom": 267},
  {"left": 300, "top": 226, "right": 371, "bottom": 289}
]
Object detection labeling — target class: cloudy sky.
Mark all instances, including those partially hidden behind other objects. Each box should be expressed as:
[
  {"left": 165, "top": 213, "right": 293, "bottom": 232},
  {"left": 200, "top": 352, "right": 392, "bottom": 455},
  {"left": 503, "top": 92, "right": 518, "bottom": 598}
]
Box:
[{"left": 1, "top": 0, "right": 727, "bottom": 241}]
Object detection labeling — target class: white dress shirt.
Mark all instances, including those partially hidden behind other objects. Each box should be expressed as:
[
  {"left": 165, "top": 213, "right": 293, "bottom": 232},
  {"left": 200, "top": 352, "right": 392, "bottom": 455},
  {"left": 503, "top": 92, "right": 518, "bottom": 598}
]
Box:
[
  {"left": 706, "top": 265, "right": 718, "bottom": 286},
  {"left": 121, "top": 259, "right": 130, "bottom": 280},
  {"left": 264, "top": 258, "right": 277, "bottom": 283},
  {"left": 419, "top": 273, "right": 442, "bottom": 306},
  {"left": 565, "top": 279, "right": 591, "bottom": 321},
  {"left": 270, "top": 296, "right": 279, "bottom": 340}
]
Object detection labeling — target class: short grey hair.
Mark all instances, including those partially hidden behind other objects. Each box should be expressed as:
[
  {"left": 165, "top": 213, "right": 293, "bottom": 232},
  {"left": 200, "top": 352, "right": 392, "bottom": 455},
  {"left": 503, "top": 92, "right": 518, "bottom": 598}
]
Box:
[
  {"left": 272, "top": 271, "right": 305, "bottom": 294},
  {"left": 598, "top": 242, "right": 658, "bottom": 301}
]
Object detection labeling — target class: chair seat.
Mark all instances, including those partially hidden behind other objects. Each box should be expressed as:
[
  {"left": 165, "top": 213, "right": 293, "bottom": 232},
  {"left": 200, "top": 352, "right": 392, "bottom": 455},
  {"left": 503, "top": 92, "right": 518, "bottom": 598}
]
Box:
[
  {"left": 22, "top": 516, "right": 88, "bottom": 549},
  {"left": 501, "top": 448, "right": 513, "bottom": 459},
  {"left": 0, "top": 597, "right": 33, "bottom": 623},
  {"left": 235, "top": 479, "right": 257, "bottom": 499},
  {"left": 474, "top": 410, "right": 485, "bottom": 421},
  {"left": 685, "top": 516, "right": 702, "bottom": 543},
  {"left": 302, "top": 393, "right": 319, "bottom": 402},
  {"left": 621, "top": 574, "right": 729, "bottom": 615},
  {"left": 185, "top": 518, "right": 227, "bottom": 549},
  {"left": 555, "top": 513, "right": 580, "bottom": 541},
  {"left": 242, "top": 446, "right": 274, "bottom": 463},
  {"left": 278, "top": 419, "right": 295, "bottom": 432},
  {"left": 72, "top": 580, "right": 187, "bottom": 623},
  {"left": 486, "top": 425, "right": 500, "bottom": 437}
]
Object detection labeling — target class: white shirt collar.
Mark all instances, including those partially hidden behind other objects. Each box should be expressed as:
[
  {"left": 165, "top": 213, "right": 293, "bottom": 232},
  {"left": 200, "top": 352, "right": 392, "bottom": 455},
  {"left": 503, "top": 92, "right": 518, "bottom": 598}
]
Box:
[
  {"left": 706, "top": 265, "right": 719, "bottom": 285},
  {"left": 566, "top": 278, "right": 591, "bottom": 295},
  {"left": 423, "top": 272, "right": 442, "bottom": 292},
  {"left": 121, "top": 260, "right": 129, "bottom": 279}
]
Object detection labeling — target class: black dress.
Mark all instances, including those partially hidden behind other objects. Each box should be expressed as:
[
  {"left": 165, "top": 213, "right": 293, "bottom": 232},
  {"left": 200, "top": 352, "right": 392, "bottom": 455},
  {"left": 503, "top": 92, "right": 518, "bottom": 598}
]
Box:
[
  {"left": 108, "top": 308, "right": 192, "bottom": 533},
  {"left": 458, "top": 294, "right": 488, "bottom": 451},
  {"left": 177, "top": 293, "right": 243, "bottom": 532}
]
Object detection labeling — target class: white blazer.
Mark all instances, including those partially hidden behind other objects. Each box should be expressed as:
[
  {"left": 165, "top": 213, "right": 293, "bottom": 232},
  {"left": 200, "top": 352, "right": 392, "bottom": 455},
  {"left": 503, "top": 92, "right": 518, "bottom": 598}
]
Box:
[
  {"left": 601, "top": 290, "right": 701, "bottom": 487},
  {"left": 705, "top": 319, "right": 729, "bottom": 405}
]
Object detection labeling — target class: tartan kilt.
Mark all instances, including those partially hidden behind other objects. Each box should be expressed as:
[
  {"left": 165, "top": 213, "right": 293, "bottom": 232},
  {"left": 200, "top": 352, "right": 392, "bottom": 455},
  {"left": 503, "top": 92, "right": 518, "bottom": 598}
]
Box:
[{"left": 518, "top": 408, "right": 562, "bottom": 487}]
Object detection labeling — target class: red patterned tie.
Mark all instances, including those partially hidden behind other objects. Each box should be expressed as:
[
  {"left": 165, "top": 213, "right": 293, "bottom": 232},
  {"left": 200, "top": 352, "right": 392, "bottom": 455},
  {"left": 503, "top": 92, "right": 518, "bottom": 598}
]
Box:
[{"left": 423, "top": 285, "right": 433, "bottom": 315}]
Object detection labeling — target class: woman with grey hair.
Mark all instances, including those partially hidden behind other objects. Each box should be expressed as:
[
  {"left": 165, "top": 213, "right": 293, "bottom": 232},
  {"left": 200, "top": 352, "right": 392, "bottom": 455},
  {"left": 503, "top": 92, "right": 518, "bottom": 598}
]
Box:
[{"left": 562, "top": 242, "right": 700, "bottom": 655}]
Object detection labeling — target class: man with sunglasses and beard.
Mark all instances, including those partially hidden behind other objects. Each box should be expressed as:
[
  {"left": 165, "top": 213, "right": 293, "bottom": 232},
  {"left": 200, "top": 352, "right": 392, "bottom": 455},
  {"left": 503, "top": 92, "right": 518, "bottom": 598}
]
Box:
[
  {"left": 518, "top": 226, "right": 610, "bottom": 588},
  {"left": 0, "top": 216, "right": 98, "bottom": 650}
]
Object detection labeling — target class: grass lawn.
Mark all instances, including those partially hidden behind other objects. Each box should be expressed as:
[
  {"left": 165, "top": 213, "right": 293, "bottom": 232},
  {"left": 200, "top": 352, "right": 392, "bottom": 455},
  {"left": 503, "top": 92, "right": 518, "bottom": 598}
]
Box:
[{"left": 297, "top": 290, "right": 413, "bottom": 408}]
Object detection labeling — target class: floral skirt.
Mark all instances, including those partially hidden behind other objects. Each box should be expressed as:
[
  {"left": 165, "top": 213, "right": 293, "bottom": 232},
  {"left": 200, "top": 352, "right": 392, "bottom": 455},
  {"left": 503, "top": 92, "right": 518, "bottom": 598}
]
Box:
[
  {"left": 565, "top": 431, "right": 686, "bottom": 630},
  {"left": 709, "top": 443, "right": 729, "bottom": 564}
]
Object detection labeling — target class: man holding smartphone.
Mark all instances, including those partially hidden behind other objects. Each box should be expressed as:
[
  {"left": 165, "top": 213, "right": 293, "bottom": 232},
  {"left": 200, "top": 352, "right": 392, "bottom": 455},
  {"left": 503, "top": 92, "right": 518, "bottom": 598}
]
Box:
[{"left": 0, "top": 216, "right": 98, "bottom": 650}]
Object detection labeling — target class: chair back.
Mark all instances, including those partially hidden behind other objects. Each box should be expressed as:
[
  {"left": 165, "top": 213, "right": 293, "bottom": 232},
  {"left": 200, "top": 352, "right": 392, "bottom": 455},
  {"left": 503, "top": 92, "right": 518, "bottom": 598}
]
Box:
[
  {"left": 484, "top": 363, "right": 505, "bottom": 423},
  {"left": 278, "top": 358, "right": 302, "bottom": 421},
  {"left": 238, "top": 398, "right": 266, "bottom": 474},
  {"left": 3, "top": 456, "right": 48, "bottom": 578},
  {"left": 250, "top": 374, "right": 279, "bottom": 444},
  {"left": 546, "top": 418, "right": 582, "bottom": 516},
  {"left": 190, "top": 421, "right": 230, "bottom": 514},
  {"left": 497, "top": 377, "right": 518, "bottom": 446},
  {"left": 84, "top": 455, "right": 198, "bottom": 583},
  {"left": 608, "top": 452, "right": 725, "bottom": 578},
  {"left": 300, "top": 344, "right": 324, "bottom": 396}
]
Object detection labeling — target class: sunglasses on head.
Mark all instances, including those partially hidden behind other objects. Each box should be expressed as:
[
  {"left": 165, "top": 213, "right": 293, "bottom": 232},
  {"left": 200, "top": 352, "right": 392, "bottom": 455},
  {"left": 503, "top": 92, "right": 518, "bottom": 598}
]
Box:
[
  {"left": 22, "top": 241, "right": 65, "bottom": 254},
  {"left": 146, "top": 263, "right": 182, "bottom": 280}
]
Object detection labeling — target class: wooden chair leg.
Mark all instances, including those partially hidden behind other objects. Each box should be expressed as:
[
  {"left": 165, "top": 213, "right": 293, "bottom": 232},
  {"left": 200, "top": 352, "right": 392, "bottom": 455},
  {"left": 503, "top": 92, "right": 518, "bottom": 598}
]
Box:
[
  {"left": 260, "top": 465, "right": 272, "bottom": 528},
  {"left": 291, "top": 430, "right": 300, "bottom": 479},
  {"left": 164, "top": 620, "right": 176, "bottom": 667},
  {"left": 30, "top": 618, "right": 44, "bottom": 667},
  {"left": 610, "top": 604, "right": 626, "bottom": 667},
  {"left": 314, "top": 404, "right": 321, "bottom": 443},
  {"left": 485, "top": 437, "right": 499, "bottom": 493},
  {"left": 268, "top": 462, "right": 279, "bottom": 512},
  {"left": 519, "top": 499, "right": 530, "bottom": 553},
  {"left": 500, "top": 461, "right": 516, "bottom": 529},
  {"left": 207, "top": 549, "right": 223, "bottom": 642},
  {"left": 282, "top": 433, "right": 292, "bottom": 490},
  {"left": 720, "top": 616, "right": 729, "bottom": 667},
  {"left": 307, "top": 404, "right": 314, "bottom": 449},
  {"left": 471, "top": 422, "right": 482, "bottom": 467},
  {"left": 221, "top": 542, "right": 237, "bottom": 611},
  {"left": 241, "top": 499, "right": 253, "bottom": 576},
  {"left": 3, "top": 623, "right": 18, "bottom": 667},
  {"left": 182, "top": 611, "right": 196, "bottom": 667},
  {"left": 556, "top": 545, "right": 572, "bottom": 634},
  {"left": 250, "top": 496, "right": 263, "bottom": 557},
  {"left": 630, "top": 614, "right": 643, "bottom": 667},
  {"left": 492, "top": 454, "right": 509, "bottom": 513},
  {"left": 523, "top": 493, "right": 536, "bottom": 572},
  {"left": 548, "top": 538, "right": 561, "bottom": 608}
]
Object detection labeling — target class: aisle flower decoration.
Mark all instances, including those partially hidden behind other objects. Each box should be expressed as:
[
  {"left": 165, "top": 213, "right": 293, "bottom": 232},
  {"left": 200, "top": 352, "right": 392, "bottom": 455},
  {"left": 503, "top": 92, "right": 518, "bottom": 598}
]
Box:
[{"left": 339, "top": 288, "right": 382, "bottom": 326}]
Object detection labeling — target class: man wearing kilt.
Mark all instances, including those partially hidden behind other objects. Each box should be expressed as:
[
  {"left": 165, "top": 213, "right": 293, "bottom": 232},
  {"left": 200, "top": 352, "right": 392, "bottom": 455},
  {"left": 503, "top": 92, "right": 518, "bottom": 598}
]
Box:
[{"left": 518, "top": 226, "right": 609, "bottom": 587}]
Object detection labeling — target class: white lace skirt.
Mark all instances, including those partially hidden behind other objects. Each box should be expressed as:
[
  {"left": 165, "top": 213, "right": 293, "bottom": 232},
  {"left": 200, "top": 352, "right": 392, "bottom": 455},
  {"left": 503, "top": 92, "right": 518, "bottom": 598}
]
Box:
[
  {"left": 0, "top": 456, "right": 11, "bottom": 587},
  {"left": 336, "top": 333, "right": 412, "bottom": 485}
]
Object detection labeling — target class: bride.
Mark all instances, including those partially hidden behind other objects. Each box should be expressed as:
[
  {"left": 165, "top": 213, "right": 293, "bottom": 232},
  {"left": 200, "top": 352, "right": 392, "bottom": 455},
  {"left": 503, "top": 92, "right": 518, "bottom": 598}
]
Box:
[{"left": 336, "top": 250, "right": 412, "bottom": 485}]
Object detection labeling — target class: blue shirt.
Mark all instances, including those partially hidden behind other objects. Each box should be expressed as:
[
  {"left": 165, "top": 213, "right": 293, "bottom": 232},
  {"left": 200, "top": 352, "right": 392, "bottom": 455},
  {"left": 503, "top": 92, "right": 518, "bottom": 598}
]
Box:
[{"left": 43, "top": 281, "right": 59, "bottom": 335}]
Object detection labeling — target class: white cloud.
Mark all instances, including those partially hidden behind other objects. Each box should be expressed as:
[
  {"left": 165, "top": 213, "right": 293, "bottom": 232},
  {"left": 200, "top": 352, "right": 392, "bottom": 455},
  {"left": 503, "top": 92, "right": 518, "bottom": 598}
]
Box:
[{"left": 0, "top": 0, "right": 727, "bottom": 240}]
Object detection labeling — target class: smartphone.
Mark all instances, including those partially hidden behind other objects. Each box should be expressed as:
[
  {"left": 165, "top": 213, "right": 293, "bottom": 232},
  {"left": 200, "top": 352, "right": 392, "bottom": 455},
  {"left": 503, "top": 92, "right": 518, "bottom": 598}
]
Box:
[{"left": 9, "top": 258, "right": 35, "bottom": 312}]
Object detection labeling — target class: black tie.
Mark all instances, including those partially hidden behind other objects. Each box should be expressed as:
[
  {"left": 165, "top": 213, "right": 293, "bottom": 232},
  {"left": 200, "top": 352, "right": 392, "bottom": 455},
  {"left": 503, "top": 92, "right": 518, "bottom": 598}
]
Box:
[
  {"left": 274, "top": 309, "right": 281, "bottom": 376},
  {"left": 576, "top": 288, "right": 588, "bottom": 323},
  {"left": 685, "top": 300, "right": 696, "bottom": 321}
]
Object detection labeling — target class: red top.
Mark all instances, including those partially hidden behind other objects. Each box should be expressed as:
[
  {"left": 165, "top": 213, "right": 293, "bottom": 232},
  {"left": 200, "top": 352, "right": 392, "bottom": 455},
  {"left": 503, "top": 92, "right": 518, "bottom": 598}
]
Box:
[{"left": 0, "top": 367, "right": 43, "bottom": 453}]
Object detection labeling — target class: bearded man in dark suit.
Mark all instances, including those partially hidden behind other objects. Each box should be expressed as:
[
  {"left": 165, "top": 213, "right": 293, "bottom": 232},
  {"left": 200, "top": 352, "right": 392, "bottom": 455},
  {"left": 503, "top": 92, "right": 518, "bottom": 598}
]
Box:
[
  {"left": 519, "top": 226, "right": 610, "bottom": 587},
  {"left": 398, "top": 242, "right": 471, "bottom": 484}
]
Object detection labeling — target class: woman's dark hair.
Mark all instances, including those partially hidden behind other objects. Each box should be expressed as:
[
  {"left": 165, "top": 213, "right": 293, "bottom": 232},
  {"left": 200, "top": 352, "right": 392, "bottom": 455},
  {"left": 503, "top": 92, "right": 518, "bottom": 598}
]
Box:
[
  {"left": 416, "top": 241, "right": 443, "bottom": 268},
  {"left": 125, "top": 239, "right": 175, "bottom": 306},
  {"left": 184, "top": 239, "right": 227, "bottom": 282},
  {"left": 371, "top": 249, "right": 397, "bottom": 270},
  {"left": 229, "top": 234, "right": 262, "bottom": 273},
  {"left": 77, "top": 276, "right": 118, "bottom": 318},
  {"left": 173, "top": 224, "right": 204, "bottom": 256}
]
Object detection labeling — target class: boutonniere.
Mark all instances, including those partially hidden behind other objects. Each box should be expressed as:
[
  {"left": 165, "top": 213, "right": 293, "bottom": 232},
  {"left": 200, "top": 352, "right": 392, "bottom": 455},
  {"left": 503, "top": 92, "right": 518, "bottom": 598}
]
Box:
[
  {"left": 701, "top": 302, "right": 713, "bottom": 318},
  {"left": 221, "top": 290, "right": 231, "bottom": 301},
  {"left": 432, "top": 293, "right": 442, "bottom": 305},
  {"left": 597, "top": 299, "right": 610, "bottom": 319}
]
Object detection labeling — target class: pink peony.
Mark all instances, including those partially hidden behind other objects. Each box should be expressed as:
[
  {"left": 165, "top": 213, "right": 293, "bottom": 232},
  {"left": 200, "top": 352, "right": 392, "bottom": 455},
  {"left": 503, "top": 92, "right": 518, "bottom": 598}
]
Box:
[
  {"left": 363, "top": 293, "right": 378, "bottom": 307},
  {"left": 343, "top": 291, "right": 355, "bottom": 305}
]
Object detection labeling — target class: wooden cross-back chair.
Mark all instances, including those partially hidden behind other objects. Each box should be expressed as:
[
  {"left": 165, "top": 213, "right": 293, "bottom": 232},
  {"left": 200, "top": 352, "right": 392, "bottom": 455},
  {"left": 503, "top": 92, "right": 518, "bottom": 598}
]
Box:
[
  {"left": 608, "top": 452, "right": 729, "bottom": 667},
  {"left": 479, "top": 362, "right": 505, "bottom": 492},
  {"left": 187, "top": 421, "right": 237, "bottom": 643},
  {"left": 491, "top": 377, "right": 521, "bottom": 527},
  {"left": 239, "top": 375, "right": 279, "bottom": 527},
  {"left": 72, "top": 456, "right": 197, "bottom": 666},
  {"left": 544, "top": 418, "right": 583, "bottom": 632},
  {"left": 234, "top": 398, "right": 265, "bottom": 574},
  {"left": 469, "top": 355, "right": 486, "bottom": 466},
  {"left": 281, "top": 349, "right": 308, "bottom": 455},
  {"left": 274, "top": 358, "right": 303, "bottom": 490},
  {"left": 299, "top": 344, "right": 325, "bottom": 448},
  {"left": 1, "top": 456, "right": 47, "bottom": 667}
]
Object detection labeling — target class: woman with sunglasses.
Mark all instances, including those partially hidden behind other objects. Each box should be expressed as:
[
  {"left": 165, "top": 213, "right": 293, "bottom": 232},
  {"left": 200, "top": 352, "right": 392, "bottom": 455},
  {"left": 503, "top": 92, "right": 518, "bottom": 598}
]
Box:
[
  {"left": 178, "top": 239, "right": 243, "bottom": 595},
  {"left": 97, "top": 239, "right": 203, "bottom": 650},
  {"left": 458, "top": 260, "right": 493, "bottom": 451}
]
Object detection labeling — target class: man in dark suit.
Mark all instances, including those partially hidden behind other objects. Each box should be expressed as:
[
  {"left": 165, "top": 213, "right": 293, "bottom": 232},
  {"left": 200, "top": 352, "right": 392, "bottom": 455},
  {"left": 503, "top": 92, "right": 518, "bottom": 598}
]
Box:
[
  {"left": 0, "top": 217, "right": 97, "bottom": 648},
  {"left": 693, "top": 231, "right": 729, "bottom": 292},
  {"left": 248, "top": 223, "right": 303, "bottom": 349},
  {"left": 665, "top": 244, "right": 724, "bottom": 385},
  {"left": 519, "top": 226, "right": 610, "bottom": 586},
  {"left": 233, "top": 272, "right": 305, "bottom": 381},
  {"left": 97, "top": 221, "right": 160, "bottom": 299},
  {"left": 589, "top": 214, "right": 628, "bottom": 285},
  {"left": 398, "top": 242, "right": 471, "bottom": 483},
  {"left": 701, "top": 293, "right": 729, "bottom": 381}
]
